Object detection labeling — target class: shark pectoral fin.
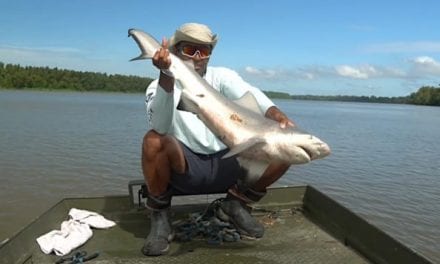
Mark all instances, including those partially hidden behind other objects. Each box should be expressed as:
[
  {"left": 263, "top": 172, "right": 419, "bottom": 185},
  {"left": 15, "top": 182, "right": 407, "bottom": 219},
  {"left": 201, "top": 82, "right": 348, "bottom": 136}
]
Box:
[
  {"left": 234, "top": 91, "right": 264, "bottom": 116},
  {"left": 236, "top": 157, "right": 269, "bottom": 185},
  {"left": 222, "top": 137, "right": 266, "bottom": 159},
  {"left": 176, "top": 88, "right": 200, "bottom": 114}
]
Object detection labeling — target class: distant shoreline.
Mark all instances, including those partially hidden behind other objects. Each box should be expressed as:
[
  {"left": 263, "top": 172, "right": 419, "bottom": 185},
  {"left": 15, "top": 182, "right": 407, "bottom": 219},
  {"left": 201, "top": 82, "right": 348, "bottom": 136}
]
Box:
[
  {"left": 264, "top": 89, "right": 440, "bottom": 106},
  {"left": 1, "top": 62, "right": 439, "bottom": 106},
  {"left": 264, "top": 91, "right": 409, "bottom": 104}
]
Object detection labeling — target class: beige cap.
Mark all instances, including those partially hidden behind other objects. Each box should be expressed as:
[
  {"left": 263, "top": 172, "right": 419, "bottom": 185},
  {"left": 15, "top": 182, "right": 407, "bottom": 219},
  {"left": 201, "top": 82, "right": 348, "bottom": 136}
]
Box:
[{"left": 169, "top": 23, "right": 218, "bottom": 49}]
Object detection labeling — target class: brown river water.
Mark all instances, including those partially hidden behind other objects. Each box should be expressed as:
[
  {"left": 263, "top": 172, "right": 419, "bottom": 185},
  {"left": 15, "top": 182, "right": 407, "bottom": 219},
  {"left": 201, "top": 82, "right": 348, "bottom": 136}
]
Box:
[{"left": 1, "top": 90, "right": 439, "bottom": 262}]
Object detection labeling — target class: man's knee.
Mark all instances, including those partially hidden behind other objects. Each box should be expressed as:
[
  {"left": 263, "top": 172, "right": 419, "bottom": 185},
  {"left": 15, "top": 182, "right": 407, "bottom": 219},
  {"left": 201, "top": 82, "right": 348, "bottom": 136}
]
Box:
[
  {"left": 143, "top": 130, "right": 163, "bottom": 158},
  {"left": 161, "top": 136, "right": 186, "bottom": 174},
  {"left": 142, "top": 130, "right": 186, "bottom": 174}
]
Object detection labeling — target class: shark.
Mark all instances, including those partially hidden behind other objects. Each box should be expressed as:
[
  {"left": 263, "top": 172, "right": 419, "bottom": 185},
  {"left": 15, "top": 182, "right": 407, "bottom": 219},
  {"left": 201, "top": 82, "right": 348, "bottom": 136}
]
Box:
[{"left": 128, "top": 28, "right": 331, "bottom": 183}]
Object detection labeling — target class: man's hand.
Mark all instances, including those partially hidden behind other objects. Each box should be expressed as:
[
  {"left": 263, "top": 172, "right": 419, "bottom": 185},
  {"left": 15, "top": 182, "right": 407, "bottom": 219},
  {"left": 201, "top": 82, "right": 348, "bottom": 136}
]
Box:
[
  {"left": 152, "top": 38, "right": 174, "bottom": 92},
  {"left": 153, "top": 38, "right": 172, "bottom": 70},
  {"left": 265, "top": 106, "right": 295, "bottom": 129}
]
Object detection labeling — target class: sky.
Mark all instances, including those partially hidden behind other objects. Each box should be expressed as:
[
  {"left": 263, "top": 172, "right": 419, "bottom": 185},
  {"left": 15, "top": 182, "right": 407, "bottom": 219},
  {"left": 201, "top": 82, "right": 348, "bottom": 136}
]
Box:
[{"left": 1, "top": 0, "right": 440, "bottom": 97}]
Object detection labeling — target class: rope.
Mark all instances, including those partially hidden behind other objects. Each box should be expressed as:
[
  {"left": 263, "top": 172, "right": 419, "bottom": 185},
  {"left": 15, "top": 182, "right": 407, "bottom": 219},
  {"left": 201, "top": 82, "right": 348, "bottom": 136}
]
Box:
[
  {"left": 55, "top": 251, "right": 99, "bottom": 264},
  {"left": 174, "top": 198, "right": 241, "bottom": 245}
]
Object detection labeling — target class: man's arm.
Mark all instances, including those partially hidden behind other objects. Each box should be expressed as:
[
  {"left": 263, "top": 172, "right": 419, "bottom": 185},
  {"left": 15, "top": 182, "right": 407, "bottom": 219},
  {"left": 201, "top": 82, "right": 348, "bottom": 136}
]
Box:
[
  {"left": 265, "top": 105, "right": 295, "bottom": 128},
  {"left": 145, "top": 38, "right": 176, "bottom": 134},
  {"left": 153, "top": 38, "right": 174, "bottom": 92}
]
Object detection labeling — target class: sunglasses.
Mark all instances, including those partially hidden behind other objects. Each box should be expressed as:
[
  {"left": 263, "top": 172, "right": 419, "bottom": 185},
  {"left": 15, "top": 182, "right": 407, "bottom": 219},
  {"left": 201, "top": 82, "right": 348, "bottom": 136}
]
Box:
[{"left": 178, "top": 44, "right": 211, "bottom": 59}]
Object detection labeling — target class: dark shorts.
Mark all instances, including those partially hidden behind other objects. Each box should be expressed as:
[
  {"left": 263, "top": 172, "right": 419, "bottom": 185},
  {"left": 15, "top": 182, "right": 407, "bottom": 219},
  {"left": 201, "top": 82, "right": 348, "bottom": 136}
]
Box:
[{"left": 170, "top": 142, "right": 244, "bottom": 195}]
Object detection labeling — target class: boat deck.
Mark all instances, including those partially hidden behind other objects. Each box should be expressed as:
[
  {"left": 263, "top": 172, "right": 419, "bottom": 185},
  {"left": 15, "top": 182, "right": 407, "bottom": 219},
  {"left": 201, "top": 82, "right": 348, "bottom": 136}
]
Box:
[{"left": 0, "top": 184, "right": 432, "bottom": 264}]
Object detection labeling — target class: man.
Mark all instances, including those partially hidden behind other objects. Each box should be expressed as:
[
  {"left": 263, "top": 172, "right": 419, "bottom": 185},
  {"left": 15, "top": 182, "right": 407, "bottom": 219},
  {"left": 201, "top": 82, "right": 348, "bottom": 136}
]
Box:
[{"left": 141, "top": 22, "right": 294, "bottom": 256}]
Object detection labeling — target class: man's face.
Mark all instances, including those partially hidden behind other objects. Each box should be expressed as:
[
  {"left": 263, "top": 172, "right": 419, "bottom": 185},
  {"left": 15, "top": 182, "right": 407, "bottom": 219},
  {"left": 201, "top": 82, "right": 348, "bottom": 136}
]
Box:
[{"left": 174, "top": 41, "right": 212, "bottom": 76}]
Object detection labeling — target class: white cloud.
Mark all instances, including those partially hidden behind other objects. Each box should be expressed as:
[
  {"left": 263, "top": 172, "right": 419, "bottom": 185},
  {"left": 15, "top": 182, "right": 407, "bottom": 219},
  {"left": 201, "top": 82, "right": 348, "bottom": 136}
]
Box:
[
  {"left": 244, "top": 65, "right": 328, "bottom": 80},
  {"left": 334, "top": 64, "right": 407, "bottom": 79},
  {"left": 364, "top": 41, "right": 440, "bottom": 53},
  {"left": 239, "top": 59, "right": 440, "bottom": 96},
  {"left": 244, "top": 66, "right": 277, "bottom": 78},
  {"left": 303, "top": 72, "right": 314, "bottom": 80},
  {"left": 244, "top": 63, "right": 407, "bottom": 82},
  {"left": 240, "top": 56, "right": 440, "bottom": 97},
  {"left": 335, "top": 65, "right": 370, "bottom": 79},
  {"left": 413, "top": 56, "right": 437, "bottom": 65},
  {"left": 411, "top": 56, "right": 440, "bottom": 69},
  {"left": 244, "top": 66, "right": 260, "bottom": 74},
  {"left": 409, "top": 56, "right": 440, "bottom": 76}
]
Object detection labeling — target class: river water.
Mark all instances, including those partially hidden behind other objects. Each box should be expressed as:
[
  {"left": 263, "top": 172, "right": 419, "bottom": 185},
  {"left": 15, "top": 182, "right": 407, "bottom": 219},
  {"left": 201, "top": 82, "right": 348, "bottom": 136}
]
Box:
[{"left": 0, "top": 90, "right": 439, "bottom": 262}]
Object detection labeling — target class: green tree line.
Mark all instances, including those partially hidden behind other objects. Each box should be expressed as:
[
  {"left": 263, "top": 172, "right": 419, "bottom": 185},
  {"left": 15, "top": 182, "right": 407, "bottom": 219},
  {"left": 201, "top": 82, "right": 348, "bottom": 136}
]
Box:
[
  {"left": 288, "top": 94, "right": 410, "bottom": 104},
  {"left": 263, "top": 91, "right": 292, "bottom": 99},
  {"left": 266, "top": 87, "right": 440, "bottom": 106},
  {"left": 0, "top": 62, "right": 153, "bottom": 93},
  {"left": 408, "top": 86, "right": 440, "bottom": 106}
]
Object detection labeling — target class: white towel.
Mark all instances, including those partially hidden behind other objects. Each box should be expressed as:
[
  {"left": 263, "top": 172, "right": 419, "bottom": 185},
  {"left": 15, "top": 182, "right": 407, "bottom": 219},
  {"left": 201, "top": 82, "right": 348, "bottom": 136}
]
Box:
[
  {"left": 36, "top": 219, "right": 92, "bottom": 256},
  {"left": 36, "top": 208, "right": 116, "bottom": 256},
  {"left": 68, "top": 208, "right": 116, "bottom": 229}
]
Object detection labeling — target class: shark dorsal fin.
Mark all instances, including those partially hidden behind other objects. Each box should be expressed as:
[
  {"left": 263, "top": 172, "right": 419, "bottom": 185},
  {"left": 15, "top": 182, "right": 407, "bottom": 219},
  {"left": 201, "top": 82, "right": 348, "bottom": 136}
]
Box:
[{"left": 234, "top": 91, "right": 264, "bottom": 115}]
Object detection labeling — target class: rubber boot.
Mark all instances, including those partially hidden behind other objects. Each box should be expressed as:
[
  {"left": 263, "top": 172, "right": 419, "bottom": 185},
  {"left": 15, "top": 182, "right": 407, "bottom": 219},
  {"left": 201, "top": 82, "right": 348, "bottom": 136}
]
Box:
[
  {"left": 217, "top": 185, "right": 266, "bottom": 239},
  {"left": 142, "top": 190, "right": 174, "bottom": 256}
]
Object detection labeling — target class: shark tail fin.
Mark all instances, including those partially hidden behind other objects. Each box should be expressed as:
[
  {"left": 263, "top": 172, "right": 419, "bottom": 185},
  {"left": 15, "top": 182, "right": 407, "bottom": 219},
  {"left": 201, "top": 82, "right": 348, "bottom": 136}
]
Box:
[{"left": 128, "top": 28, "right": 161, "bottom": 61}]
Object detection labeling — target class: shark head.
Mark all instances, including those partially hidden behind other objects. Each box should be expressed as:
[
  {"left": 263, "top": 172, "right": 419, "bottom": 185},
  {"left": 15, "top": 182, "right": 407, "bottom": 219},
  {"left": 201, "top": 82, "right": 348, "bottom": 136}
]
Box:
[{"left": 265, "top": 130, "right": 331, "bottom": 164}]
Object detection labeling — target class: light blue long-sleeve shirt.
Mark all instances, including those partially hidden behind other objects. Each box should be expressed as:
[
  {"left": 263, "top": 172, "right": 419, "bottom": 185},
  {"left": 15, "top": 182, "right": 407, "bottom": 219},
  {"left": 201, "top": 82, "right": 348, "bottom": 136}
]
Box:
[{"left": 145, "top": 66, "right": 275, "bottom": 155}]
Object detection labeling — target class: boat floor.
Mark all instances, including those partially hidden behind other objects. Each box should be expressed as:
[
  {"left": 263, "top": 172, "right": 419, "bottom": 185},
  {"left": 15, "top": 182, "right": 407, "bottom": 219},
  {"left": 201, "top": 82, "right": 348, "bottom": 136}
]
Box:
[
  {"left": 23, "top": 196, "right": 367, "bottom": 264},
  {"left": 3, "top": 185, "right": 431, "bottom": 264}
]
